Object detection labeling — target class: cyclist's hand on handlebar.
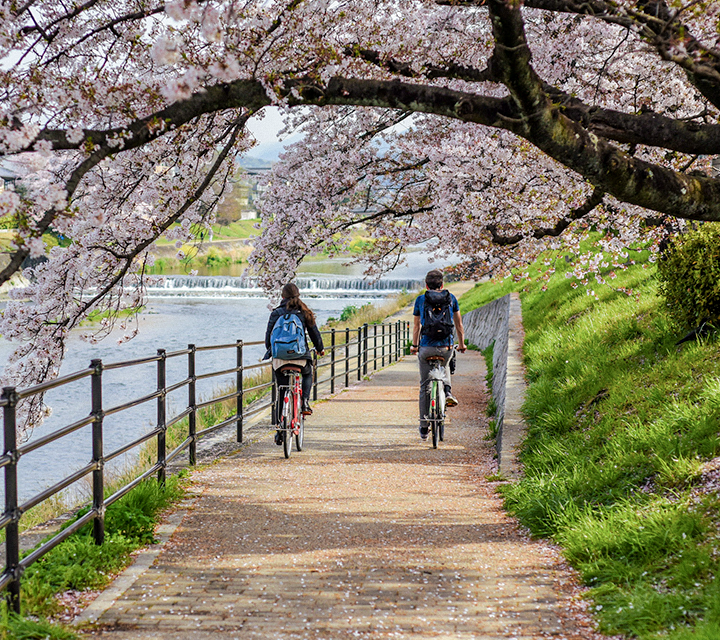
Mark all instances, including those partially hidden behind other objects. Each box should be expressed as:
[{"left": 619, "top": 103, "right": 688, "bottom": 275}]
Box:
[
  {"left": 318, "top": 350, "right": 325, "bottom": 357},
  {"left": 457, "top": 342, "right": 467, "bottom": 353},
  {"left": 410, "top": 345, "right": 418, "bottom": 355}
]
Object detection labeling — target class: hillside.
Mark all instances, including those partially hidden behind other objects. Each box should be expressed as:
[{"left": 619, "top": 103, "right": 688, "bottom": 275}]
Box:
[{"left": 462, "top": 250, "right": 720, "bottom": 639}]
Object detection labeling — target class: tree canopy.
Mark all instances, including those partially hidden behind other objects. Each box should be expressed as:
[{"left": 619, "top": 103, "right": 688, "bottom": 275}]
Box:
[{"left": 2, "top": 0, "right": 720, "bottom": 399}]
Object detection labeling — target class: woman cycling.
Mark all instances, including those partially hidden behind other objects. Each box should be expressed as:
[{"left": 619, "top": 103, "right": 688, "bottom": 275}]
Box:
[{"left": 265, "top": 283, "right": 324, "bottom": 443}]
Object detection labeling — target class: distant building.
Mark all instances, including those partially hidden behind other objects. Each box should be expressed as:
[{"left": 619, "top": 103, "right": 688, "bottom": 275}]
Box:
[
  {"left": 0, "top": 161, "right": 19, "bottom": 191},
  {"left": 216, "top": 168, "right": 271, "bottom": 222}
]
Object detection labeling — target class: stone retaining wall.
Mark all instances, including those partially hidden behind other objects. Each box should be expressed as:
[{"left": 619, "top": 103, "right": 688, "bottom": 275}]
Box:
[{"left": 462, "top": 292, "right": 526, "bottom": 476}]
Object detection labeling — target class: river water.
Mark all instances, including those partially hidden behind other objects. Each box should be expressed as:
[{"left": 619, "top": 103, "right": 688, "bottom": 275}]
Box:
[{"left": 2, "top": 251, "right": 452, "bottom": 502}]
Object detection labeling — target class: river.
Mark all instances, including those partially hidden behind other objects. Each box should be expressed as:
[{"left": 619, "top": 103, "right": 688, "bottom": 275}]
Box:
[{"left": 2, "top": 251, "right": 454, "bottom": 502}]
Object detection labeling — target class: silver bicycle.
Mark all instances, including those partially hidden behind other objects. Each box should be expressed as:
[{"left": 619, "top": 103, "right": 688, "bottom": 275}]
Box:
[{"left": 424, "top": 347, "right": 455, "bottom": 448}]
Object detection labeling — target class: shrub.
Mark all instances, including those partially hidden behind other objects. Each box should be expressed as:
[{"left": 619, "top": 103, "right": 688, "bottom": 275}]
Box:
[
  {"left": 340, "top": 305, "right": 360, "bottom": 322},
  {"left": 657, "top": 224, "right": 720, "bottom": 329},
  {"left": 205, "top": 248, "right": 231, "bottom": 267}
]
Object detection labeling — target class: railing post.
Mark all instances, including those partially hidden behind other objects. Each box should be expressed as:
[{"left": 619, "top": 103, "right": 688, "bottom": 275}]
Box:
[
  {"left": 330, "top": 329, "right": 336, "bottom": 394},
  {"left": 390, "top": 320, "right": 400, "bottom": 362},
  {"left": 188, "top": 344, "right": 197, "bottom": 466},
  {"left": 394, "top": 322, "right": 399, "bottom": 361},
  {"left": 237, "top": 340, "right": 244, "bottom": 443},
  {"left": 382, "top": 324, "right": 386, "bottom": 367},
  {"left": 396, "top": 322, "right": 400, "bottom": 361},
  {"left": 90, "top": 359, "right": 105, "bottom": 546},
  {"left": 357, "top": 327, "right": 362, "bottom": 381},
  {"left": 313, "top": 350, "right": 318, "bottom": 401},
  {"left": 345, "top": 328, "right": 350, "bottom": 388},
  {"left": 390, "top": 323, "right": 394, "bottom": 363},
  {"left": 157, "top": 349, "right": 166, "bottom": 486},
  {"left": 389, "top": 322, "right": 393, "bottom": 364},
  {"left": 363, "top": 324, "right": 369, "bottom": 376},
  {"left": 3, "top": 386, "right": 20, "bottom": 613},
  {"left": 373, "top": 324, "right": 378, "bottom": 371},
  {"left": 272, "top": 368, "right": 278, "bottom": 424}
]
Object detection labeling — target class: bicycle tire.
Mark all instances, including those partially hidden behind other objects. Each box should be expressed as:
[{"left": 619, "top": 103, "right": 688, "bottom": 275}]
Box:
[
  {"left": 282, "top": 390, "right": 292, "bottom": 459},
  {"left": 431, "top": 380, "right": 439, "bottom": 449},
  {"left": 295, "top": 412, "right": 304, "bottom": 451},
  {"left": 438, "top": 384, "right": 445, "bottom": 442}
]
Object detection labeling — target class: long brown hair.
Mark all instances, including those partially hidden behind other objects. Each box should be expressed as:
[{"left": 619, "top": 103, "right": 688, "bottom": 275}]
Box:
[{"left": 281, "top": 283, "right": 316, "bottom": 327}]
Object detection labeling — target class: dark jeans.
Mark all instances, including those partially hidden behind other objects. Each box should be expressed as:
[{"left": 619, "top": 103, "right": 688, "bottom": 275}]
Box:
[{"left": 273, "top": 361, "right": 313, "bottom": 423}]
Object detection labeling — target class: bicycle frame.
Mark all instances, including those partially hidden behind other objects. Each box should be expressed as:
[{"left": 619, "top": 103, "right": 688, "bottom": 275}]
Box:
[
  {"left": 427, "top": 364, "right": 447, "bottom": 415},
  {"left": 279, "top": 370, "right": 303, "bottom": 437},
  {"left": 274, "top": 365, "right": 305, "bottom": 458},
  {"left": 425, "top": 357, "right": 447, "bottom": 448},
  {"left": 424, "top": 346, "right": 456, "bottom": 448}
]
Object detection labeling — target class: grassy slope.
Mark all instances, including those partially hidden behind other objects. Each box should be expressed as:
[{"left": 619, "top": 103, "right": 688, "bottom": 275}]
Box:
[
  {"left": 1, "top": 476, "right": 185, "bottom": 639},
  {"left": 461, "top": 251, "right": 720, "bottom": 639}
]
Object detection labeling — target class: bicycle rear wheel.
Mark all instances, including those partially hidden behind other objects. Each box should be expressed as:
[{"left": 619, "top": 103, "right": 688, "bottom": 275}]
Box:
[
  {"left": 282, "top": 391, "right": 292, "bottom": 459},
  {"left": 295, "top": 412, "right": 304, "bottom": 451},
  {"left": 438, "top": 384, "right": 445, "bottom": 442},
  {"left": 430, "top": 381, "right": 440, "bottom": 449}
]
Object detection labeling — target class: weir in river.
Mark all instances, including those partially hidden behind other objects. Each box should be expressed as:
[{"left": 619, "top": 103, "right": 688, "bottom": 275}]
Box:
[{"left": 149, "top": 275, "right": 422, "bottom": 297}]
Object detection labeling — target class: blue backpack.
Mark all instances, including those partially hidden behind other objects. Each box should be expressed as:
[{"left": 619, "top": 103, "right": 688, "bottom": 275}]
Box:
[{"left": 270, "top": 312, "right": 308, "bottom": 359}]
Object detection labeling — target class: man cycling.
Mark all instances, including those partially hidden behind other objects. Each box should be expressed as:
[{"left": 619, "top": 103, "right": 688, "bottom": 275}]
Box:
[{"left": 410, "top": 269, "right": 466, "bottom": 441}]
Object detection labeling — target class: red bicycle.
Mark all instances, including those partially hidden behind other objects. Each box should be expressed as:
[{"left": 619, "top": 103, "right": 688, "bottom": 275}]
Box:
[{"left": 275, "top": 363, "right": 305, "bottom": 458}]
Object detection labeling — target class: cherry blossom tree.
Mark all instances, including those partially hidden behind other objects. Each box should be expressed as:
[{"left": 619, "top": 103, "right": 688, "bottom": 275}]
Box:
[{"left": 2, "top": 0, "right": 720, "bottom": 423}]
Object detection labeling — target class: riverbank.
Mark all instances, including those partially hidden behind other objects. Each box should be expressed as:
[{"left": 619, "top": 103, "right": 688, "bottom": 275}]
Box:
[{"left": 462, "top": 247, "right": 720, "bottom": 639}]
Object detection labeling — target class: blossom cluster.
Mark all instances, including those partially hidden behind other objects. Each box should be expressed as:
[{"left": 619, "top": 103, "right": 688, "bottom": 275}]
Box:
[{"left": 0, "top": 0, "right": 717, "bottom": 433}]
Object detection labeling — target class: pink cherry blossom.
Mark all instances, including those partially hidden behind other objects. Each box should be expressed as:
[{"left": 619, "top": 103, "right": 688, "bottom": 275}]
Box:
[{"left": 0, "top": 0, "right": 718, "bottom": 433}]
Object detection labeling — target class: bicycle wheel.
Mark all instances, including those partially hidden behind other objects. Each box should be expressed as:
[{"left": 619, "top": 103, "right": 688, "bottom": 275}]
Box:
[
  {"left": 438, "top": 384, "right": 445, "bottom": 442},
  {"left": 430, "top": 381, "right": 440, "bottom": 449},
  {"left": 294, "top": 378, "right": 304, "bottom": 452},
  {"left": 282, "top": 390, "right": 292, "bottom": 459},
  {"left": 295, "top": 412, "right": 304, "bottom": 451}
]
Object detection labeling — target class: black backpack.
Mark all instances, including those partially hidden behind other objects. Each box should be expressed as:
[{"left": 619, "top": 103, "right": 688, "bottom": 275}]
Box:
[{"left": 421, "top": 289, "right": 454, "bottom": 341}]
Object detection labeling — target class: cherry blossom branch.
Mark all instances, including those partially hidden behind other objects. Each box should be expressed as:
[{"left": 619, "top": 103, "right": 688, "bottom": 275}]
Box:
[
  {"left": 83, "top": 113, "right": 251, "bottom": 307},
  {"left": 524, "top": 0, "right": 720, "bottom": 109},
  {"left": 16, "top": 71, "right": 720, "bottom": 238},
  {"left": 345, "top": 47, "right": 498, "bottom": 83},
  {"left": 346, "top": 44, "right": 720, "bottom": 155},
  {"left": 487, "top": 186, "right": 605, "bottom": 245},
  {"left": 35, "top": 81, "right": 269, "bottom": 152}
]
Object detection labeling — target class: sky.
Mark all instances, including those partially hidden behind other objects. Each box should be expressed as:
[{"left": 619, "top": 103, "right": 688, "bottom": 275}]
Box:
[{"left": 245, "top": 106, "right": 301, "bottom": 161}]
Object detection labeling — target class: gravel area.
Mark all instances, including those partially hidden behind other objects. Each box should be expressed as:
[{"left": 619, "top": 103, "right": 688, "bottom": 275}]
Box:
[{"left": 79, "top": 352, "right": 603, "bottom": 640}]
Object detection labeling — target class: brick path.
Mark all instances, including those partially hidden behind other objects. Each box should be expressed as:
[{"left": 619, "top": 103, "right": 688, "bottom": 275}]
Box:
[{"left": 80, "top": 352, "right": 588, "bottom": 639}]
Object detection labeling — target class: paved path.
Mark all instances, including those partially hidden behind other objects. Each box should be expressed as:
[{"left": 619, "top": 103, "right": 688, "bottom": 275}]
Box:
[{"left": 80, "top": 353, "right": 589, "bottom": 639}]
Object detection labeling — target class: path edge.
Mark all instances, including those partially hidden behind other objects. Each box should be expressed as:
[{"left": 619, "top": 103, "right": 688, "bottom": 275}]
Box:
[{"left": 462, "top": 291, "right": 527, "bottom": 477}]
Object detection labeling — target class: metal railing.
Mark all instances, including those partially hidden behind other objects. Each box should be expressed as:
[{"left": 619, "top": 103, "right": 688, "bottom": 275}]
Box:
[{"left": 0, "top": 319, "right": 410, "bottom": 611}]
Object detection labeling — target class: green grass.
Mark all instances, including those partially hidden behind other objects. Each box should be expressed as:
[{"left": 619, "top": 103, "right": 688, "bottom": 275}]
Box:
[
  {"left": 323, "top": 292, "right": 415, "bottom": 337},
  {"left": 0, "top": 475, "right": 185, "bottom": 639},
  {"left": 0, "top": 613, "right": 78, "bottom": 640},
  {"left": 480, "top": 341, "right": 499, "bottom": 441},
  {"left": 458, "top": 278, "right": 517, "bottom": 315},
  {"left": 209, "top": 219, "right": 259, "bottom": 240},
  {"left": 153, "top": 219, "right": 259, "bottom": 245},
  {"left": 460, "top": 244, "right": 720, "bottom": 639}
]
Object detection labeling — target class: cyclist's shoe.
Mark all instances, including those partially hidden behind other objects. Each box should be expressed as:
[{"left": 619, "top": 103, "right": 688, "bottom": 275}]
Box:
[
  {"left": 419, "top": 427, "right": 429, "bottom": 441},
  {"left": 302, "top": 399, "right": 313, "bottom": 416},
  {"left": 445, "top": 393, "right": 459, "bottom": 408},
  {"left": 274, "top": 430, "right": 284, "bottom": 446}
]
